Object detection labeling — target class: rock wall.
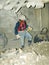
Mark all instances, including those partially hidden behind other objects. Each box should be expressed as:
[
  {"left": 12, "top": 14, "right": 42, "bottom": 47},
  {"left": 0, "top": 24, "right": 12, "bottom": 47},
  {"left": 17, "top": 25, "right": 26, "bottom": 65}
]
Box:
[{"left": 0, "top": 3, "right": 49, "bottom": 48}]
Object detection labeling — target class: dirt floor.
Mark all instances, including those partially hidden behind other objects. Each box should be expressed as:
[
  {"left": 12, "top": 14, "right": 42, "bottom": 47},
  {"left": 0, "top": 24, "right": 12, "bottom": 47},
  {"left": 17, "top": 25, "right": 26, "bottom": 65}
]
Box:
[{"left": 0, "top": 41, "right": 49, "bottom": 65}]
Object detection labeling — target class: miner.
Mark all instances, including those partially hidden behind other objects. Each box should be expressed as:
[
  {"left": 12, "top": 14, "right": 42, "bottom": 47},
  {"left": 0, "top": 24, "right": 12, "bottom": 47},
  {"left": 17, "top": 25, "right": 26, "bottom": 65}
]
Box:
[{"left": 14, "top": 15, "right": 32, "bottom": 49}]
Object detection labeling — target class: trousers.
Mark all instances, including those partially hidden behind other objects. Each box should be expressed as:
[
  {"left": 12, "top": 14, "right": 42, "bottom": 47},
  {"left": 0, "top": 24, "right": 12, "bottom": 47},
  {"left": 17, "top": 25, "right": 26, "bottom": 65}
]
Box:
[{"left": 18, "top": 30, "right": 32, "bottom": 47}]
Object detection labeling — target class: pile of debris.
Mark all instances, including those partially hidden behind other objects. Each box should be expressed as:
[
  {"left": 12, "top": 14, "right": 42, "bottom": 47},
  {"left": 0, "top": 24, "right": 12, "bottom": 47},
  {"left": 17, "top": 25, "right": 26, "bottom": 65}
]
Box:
[{"left": 0, "top": 42, "right": 49, "bottom": 65}]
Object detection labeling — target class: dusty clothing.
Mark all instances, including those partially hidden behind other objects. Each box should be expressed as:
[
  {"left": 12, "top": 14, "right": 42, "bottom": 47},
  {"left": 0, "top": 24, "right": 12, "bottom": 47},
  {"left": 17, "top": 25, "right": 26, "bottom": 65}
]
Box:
[
  {"left": 15, "top": 20, "right": 28, "bottom": 35},
  {"left": 14, "top": 20, "right": 32, "bottom": 48},
  {"left": 34, "top": 33, "right": 49, "bottom": 43},
  {"left": 18, "top": 31, "right": 32, "bottom": 47},
  {"left": 34, "top": 27, "right": 49, "bottom": 43}
]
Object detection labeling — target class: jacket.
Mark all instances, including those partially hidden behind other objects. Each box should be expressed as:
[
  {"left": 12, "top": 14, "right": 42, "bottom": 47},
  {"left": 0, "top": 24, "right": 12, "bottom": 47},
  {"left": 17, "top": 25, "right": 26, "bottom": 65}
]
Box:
[{"left": 14, "top": 20, "right": 28, "bottom": 35}]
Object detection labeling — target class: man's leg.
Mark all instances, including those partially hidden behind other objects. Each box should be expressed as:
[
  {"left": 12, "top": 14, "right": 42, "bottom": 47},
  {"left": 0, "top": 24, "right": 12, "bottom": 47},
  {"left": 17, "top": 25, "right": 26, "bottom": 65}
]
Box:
[
  {"left": 25, "top": 31, "right": 32, "bottom": 45},
  {"left": 20, "top": 36, "right": 25, "bottom": 48},
  {"left": 19, "top": 31, "right": 25, "bottom": 48}
]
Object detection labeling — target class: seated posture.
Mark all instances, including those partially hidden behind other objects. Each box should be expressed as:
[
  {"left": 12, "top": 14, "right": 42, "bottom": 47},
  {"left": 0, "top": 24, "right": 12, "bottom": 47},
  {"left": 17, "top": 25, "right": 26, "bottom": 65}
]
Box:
[
  {"left": 34, "top": 27, "right": 49, "bottom": 43},
  {"left": 14, "top": 15, "right": 32, "bottom": 48}
]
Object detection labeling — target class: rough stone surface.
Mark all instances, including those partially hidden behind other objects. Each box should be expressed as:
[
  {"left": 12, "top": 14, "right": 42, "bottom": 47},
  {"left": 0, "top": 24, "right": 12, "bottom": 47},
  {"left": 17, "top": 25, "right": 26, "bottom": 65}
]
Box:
[{"left": 0, "top": 42, "right": 49, "bottom": 65}]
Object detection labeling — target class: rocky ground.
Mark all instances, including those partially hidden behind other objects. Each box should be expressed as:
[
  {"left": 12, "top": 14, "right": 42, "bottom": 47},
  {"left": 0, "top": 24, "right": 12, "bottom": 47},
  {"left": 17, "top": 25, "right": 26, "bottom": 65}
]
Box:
[{"left": 0, "top": 41, "right": 49, "bottom": 65}]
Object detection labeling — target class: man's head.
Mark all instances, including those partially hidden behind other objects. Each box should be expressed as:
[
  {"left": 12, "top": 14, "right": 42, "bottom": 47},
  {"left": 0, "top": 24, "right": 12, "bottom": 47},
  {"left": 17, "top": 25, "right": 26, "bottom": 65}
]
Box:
[
  {"left": 40, "top": 27, "right": 48, "bottom": 34},
  {"left": 19, "top": 15, "right": 26, "bottom": 21}
]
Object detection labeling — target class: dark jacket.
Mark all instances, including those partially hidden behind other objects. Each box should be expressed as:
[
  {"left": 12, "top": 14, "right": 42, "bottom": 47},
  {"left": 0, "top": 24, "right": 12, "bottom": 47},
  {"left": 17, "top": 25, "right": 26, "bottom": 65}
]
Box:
[{"left": 14, "top": 20, "right": 28, "bottom": 35}]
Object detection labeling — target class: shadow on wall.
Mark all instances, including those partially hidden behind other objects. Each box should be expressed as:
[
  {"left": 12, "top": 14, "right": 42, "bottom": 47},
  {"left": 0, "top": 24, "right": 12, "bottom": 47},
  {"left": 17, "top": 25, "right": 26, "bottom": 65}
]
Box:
[{"left": 0, "top": 32, "right": 8, "bottom": 49}]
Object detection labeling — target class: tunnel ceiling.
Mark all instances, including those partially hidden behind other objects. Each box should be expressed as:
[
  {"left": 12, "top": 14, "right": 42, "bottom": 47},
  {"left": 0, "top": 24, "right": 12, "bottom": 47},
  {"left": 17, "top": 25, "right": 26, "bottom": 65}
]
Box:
[{"left": 0, "top": 0, "right": 49, "bottom": 13}]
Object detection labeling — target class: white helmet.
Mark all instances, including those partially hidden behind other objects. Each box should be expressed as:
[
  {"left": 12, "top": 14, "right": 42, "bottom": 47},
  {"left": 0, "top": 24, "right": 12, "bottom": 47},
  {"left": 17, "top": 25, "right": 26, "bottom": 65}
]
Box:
[{"left": 19, "top": 15, "right": 26, "bottom": 20}]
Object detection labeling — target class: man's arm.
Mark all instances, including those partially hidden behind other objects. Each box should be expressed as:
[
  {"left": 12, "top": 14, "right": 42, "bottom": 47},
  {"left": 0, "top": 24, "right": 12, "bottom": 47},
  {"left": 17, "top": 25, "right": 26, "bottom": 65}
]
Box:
[
  {"left": 25, "top": 20, "right": 32, "bottom": 31},
  {"left": 14, "top": 22, "right": 21, "bottom": 39},
  {"left": 14, "top": 22, "right": 19, "bottom": 35}
]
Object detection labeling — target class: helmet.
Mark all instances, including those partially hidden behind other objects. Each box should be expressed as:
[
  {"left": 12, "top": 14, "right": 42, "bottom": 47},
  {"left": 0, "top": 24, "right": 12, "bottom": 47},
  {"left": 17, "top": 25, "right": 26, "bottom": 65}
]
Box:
[
  {"left": 40, "top": 27, "right": 48, "bottom": 34},
  {"left": 19, "top": 15, "right": 26, "bottom": 20}
]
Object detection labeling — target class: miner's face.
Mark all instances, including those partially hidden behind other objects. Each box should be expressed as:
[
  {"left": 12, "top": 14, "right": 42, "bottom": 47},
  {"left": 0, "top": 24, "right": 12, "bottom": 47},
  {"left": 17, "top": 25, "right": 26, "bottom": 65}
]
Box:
[{"left": 19, "top": 19, "right": 22, "bottom": 22}]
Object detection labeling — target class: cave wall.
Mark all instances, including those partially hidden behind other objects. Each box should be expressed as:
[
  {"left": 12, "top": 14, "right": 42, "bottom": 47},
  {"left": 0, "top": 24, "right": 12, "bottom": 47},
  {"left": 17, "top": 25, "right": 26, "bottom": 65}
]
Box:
[{"left": 0, "top": 3, "right": 49, "bottom": 46}]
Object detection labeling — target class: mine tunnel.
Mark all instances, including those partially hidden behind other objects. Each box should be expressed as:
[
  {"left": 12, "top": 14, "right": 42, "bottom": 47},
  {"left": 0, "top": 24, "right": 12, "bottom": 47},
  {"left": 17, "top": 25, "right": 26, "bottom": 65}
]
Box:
[{"left": 0, "top": 0, "right": 49, "bottom": 65}]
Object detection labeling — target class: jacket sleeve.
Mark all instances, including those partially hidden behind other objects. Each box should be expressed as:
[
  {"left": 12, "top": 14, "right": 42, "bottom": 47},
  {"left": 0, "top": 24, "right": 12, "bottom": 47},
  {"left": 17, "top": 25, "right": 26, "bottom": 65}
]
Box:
[{"left": 14, "top": 22, "right": 19, "bottom": 35}]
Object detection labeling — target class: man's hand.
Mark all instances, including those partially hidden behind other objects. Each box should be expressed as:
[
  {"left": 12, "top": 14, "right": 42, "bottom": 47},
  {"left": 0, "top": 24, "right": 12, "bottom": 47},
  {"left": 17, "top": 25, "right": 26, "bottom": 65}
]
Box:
[
  {"left": 27, "top": 27, "right": 32, "bottom": 31},
  {"left": 16, "top": 34, "right": 21, "bottom": 39}
]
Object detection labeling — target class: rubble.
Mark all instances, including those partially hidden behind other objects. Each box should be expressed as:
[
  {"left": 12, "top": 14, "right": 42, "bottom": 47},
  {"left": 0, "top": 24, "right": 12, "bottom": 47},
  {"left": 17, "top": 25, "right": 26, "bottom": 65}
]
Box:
[{"left": 0, "top": 42, "right": 49, "bottom": 65}]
